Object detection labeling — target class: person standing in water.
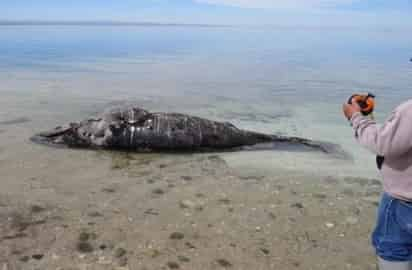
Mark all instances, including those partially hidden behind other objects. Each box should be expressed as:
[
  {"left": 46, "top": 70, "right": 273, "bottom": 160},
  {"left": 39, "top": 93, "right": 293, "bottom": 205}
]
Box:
[{"left": 343, "top": 98, "right": 412, "bottom": 270}]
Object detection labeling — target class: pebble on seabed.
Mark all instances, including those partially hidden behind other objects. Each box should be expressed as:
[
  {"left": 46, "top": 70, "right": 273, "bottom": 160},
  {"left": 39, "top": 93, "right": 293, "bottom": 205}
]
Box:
[
  {"left": 167, "top": 261, "right": 180, "bottom": 269},
  {"left": 76, "top": 242, "right": 94, "bottom": 253},
  {"left": 216, "top": 258, "right": 232, "bottom": 268},
  {"left": 152, "top": 188, "right": 165, "bottom": 195},
  {"left": 177, "top": 255, "right": 190, "bottom": 263},
  {"left": 260, "top": 248, "right": 270, "bottom": 255},
  {"left": 179, "top": 200, "right": 195, "bottom": 209},
  {"left": 19, "top": 256, "right": 30, "bottom": 262},
  {"left": 291, "top": 202, "right": 304, "bottom": 209},
  {"left": 114, "top": 248, "right": 127, "bottom": 258},
  {"left": 170, "top": 232, "right": 185, "bottom": 240},
  {"left": 32, "top": 254, "right": 44, "bottom": 260},
  {"left": 30, "top": 205, "right": 46, "bottom": 213}
]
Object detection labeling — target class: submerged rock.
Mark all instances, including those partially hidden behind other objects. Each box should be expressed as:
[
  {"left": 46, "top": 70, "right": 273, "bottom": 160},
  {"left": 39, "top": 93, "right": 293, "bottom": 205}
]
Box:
[
  {"left": 88, "top": 211, "right": 103, "bottom": 217},
  {"left": 114, "top": 248, "right": 127, "bottom": 258},
  {"left": 291, "top": 202, "right": 304, "bottom": 209},
  {"left": 312, "top": 193, "right": 327, "bottom": 200},
  {"left": 19, "top": 256, "right": 30, "bottom": 262},
  {"left": 177, "top": 255, "right": 190, "bottom": 263},
  {"left": 216, "top": 258, "right": 232, "bottom": 268},
  {"left": 260, "top": 248, "right": 270, "bottom": 255},
  {"left": 32, "top": 254, "right": 44, "bottom": 260},
  {"left": 167, "top": 261, "right": 180, "bottom": 269},
  {"left": 78, "top": 231, "right": 95, "bottom": 242},
  {"left": 144, "top": 209, "right": 159, "bottom": 216},
  {"left": 268, "top": 212, "right": 276, "bottom": 220},
  {"left": 102, "top": 186, "right": 117, "bottom": 193},
  {"left": 179, "top": 200, "right": 196, "bottom": 209},
  {"left": 30, "top": 205, "right": 46, "bottom": 213},
  {"left": 185, "top": 242, "right": 196, "bottom": 249},
  {"left": 170, "top": 232, "right": 185, "bottom": 240},
  {"left": 218, "top": 198, "right": 231, "bottom": 205},
  {"left": 181, "top": 176, "right": 193, "bottom": 181},
  {"left": 152, "top": 188, "right": 165, "bottom": 195},
  {"left": 76, "top": 242, "right": 94, "bottom": 253}
]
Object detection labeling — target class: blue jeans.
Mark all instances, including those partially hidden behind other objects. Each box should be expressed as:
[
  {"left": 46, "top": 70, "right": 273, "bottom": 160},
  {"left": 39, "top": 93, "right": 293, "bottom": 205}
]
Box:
[{"left": 372, "top": 193, "right": 412, "bottom": 261}]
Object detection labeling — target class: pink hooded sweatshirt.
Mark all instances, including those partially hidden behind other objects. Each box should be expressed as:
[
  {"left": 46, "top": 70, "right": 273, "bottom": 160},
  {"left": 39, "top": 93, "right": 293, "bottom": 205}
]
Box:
[{"left": 350, "top": 99, "right": 412, "bottom": 201}]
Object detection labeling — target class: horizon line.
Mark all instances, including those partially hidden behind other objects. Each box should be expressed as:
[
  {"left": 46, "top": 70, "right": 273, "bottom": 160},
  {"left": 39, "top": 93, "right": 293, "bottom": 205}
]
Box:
[
  {"left": 0, "top": 20, "right": 231, "bottom": 27},
  {"left": 0, "top": 20, "right": 408, "bottom": 32}
]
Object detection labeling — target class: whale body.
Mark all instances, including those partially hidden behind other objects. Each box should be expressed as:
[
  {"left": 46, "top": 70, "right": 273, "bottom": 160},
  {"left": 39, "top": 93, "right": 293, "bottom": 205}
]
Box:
[{"left": 31, "top": 106, "right": 345, "bottom": 156}]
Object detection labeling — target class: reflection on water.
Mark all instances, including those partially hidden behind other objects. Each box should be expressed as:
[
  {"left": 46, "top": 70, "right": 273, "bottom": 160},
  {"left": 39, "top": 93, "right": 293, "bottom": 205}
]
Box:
[{"left": 0, "top": 25, "right": 411, "bottom": 179}]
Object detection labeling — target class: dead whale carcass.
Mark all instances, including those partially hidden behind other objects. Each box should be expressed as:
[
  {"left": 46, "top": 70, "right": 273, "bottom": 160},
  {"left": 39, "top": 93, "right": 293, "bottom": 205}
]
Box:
[{"left": 31, "top": 106, "right": 346, "bottom": 156}]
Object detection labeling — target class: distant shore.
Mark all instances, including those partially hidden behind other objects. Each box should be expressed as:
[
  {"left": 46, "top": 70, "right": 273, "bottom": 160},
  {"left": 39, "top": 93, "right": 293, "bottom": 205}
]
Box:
[{"left": 0, "top": 20, "right": 229, "bottom": 28}]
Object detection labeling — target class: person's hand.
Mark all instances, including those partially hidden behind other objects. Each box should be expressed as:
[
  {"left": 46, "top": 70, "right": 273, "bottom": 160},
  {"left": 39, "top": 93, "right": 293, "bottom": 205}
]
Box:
[{"left": 342, "top": 99, "right": 361, "bottom": 120}]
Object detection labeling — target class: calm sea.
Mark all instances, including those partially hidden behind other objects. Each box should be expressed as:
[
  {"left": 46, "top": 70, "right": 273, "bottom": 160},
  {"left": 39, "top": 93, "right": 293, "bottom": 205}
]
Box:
[{"left": 0, "top": 25, "right": 411, "bottom": 178}]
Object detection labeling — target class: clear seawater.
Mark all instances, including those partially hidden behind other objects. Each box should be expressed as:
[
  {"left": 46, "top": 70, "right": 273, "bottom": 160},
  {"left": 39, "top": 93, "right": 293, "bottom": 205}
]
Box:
[{"left": 0, "top": 25, "right": 411, "bottom": 179}]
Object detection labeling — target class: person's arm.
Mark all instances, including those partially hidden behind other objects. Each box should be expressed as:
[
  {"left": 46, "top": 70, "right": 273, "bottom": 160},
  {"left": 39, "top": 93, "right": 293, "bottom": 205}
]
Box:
[{"left": 349, "top": 108, "right": 412, "bottom": 158}]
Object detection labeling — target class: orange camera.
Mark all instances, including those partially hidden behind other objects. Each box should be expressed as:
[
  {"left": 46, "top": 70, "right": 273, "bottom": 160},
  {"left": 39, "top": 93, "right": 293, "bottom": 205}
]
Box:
[{"left": 348, "top": 93, "right": 375, "bottom": 116}]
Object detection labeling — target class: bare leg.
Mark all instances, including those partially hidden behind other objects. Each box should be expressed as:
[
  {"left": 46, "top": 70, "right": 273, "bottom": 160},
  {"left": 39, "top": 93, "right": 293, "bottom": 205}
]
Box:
[{"left": 378, "top": 257, "right": 412, "bottom": 270}]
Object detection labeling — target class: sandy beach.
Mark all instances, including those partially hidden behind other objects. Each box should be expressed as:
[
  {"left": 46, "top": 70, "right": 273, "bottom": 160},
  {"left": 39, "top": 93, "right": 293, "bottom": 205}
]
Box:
[{"left": 1, "top": 143, "right": 381, "bottom": 270}]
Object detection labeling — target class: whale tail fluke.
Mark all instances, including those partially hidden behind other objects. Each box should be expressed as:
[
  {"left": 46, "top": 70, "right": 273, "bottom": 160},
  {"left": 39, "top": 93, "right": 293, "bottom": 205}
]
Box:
[{"left": 240, "top": 131, "right": 351, "bottom": 159}]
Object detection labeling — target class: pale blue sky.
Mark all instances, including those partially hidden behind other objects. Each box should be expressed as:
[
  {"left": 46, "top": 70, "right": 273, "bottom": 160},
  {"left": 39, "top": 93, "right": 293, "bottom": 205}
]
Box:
[{"left": 1, "top": 0, "right": 411, "bottom": 27}]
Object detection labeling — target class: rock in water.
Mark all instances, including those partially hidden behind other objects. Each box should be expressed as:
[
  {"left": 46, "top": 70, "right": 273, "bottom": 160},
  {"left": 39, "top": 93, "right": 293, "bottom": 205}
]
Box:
[
  {"left": 216, "top": 259, "right": 232, "bottom": 268},
  {"left": 179, "top": 200, "right": 196, "bottom": 209},
  {"left": 114, "top": 248, "right": 127, "bottom": 258},
  {"left": 167, "top": 262, "right": 180, "bottom": 269},
  {"left": 32, "top": 254, "right": 44, "bottom": 260},
  {"left": 170, "top": 232, "right": 185, "bottom": 240},
  {"left": 77, "top": 242, "right": 94, "bottom": 253}
]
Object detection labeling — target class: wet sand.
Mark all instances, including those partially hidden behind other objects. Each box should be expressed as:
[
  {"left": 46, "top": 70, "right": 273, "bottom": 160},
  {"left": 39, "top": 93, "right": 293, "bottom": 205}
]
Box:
[{"left": 0, "top": 146, "right": 381, "bottom": 270}]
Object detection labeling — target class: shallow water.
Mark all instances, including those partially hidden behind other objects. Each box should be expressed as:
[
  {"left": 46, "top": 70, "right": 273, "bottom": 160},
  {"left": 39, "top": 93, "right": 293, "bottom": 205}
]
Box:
[{"left": 0, "top": 25, "right": 411, "bottom": 179}]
